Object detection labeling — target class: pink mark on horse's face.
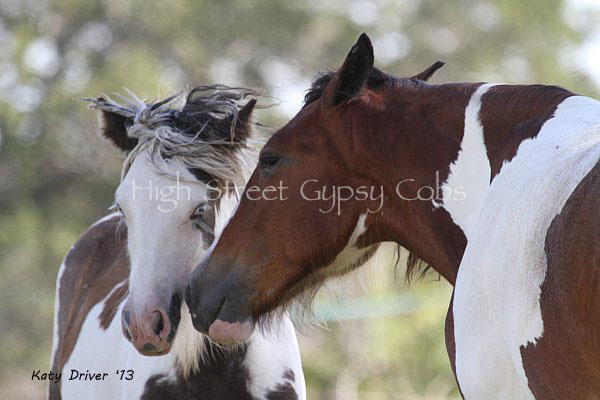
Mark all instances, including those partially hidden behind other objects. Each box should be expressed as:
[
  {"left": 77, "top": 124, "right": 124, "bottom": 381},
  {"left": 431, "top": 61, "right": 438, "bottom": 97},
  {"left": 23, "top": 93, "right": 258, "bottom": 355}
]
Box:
[{"left": 208, "top": 319, "right": 254, "bottom": 344}]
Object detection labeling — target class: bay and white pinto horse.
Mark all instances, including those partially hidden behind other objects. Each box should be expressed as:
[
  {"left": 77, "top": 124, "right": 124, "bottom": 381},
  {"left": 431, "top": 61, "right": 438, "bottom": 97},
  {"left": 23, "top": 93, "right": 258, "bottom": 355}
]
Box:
[
  {"left": 186, "top": 35, "right": 600, "bottom": 399},
  {"left": 49, "top": 87, "right": 305, "bottom": 400}
]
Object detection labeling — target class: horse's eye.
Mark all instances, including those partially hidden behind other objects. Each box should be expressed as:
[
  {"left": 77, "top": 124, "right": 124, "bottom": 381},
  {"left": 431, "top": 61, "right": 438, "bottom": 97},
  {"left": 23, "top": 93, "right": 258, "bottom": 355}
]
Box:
[
  {"left": 259, "top": 154, "right": 279, "bottom": 169},
  {"left": 190, "top": 204, "right": 208, "bottom": 219}
]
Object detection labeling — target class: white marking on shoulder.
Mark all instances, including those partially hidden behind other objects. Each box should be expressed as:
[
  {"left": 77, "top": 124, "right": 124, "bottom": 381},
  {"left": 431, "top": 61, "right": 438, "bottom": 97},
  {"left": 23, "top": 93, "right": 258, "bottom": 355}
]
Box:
[
  {"left": 441, "top": 83, "right": 495, "bottom": 238},
  {"left": 454, "top": 95, "right": 600, "bottom": 399},
  {"left": 244, "top": 316, "right": 305, "bottom": 400}
]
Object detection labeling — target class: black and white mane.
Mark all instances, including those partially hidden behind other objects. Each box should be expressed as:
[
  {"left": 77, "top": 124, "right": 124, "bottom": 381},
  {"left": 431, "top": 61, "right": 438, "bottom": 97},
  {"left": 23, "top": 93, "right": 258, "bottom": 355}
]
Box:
[{"left": 85, "top": 85, "right": 260, "bottom": 188}]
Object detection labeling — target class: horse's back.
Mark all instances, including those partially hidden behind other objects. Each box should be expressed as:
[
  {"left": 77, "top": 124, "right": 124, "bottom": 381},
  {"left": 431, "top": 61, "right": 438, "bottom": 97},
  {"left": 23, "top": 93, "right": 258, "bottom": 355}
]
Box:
[{"left": 49, "top": 213, "right": 129, "bottom": 399}]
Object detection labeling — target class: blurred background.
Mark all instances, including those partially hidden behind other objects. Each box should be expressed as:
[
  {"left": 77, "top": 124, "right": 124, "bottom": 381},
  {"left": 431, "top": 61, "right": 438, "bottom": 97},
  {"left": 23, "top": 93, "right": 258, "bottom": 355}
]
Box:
[{"left": 1, "top": 0, "right": 600, "bottom": 398}]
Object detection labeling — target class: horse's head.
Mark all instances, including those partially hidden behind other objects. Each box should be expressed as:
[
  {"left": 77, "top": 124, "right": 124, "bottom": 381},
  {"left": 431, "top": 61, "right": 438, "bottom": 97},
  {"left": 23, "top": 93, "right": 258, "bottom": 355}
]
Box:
[
  {"left": 88, "top": 87, "right": 257, "bottom": 356},
  {"left": 186, "top": 34, "right": 451, "bottom": 343}
]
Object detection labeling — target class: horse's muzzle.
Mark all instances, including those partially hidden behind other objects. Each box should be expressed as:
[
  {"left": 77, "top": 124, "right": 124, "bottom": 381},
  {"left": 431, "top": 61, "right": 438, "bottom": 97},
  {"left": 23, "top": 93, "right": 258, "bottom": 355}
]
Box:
[
  {"left": 185, "top": 262, "right": 255, "bottom": 344},
  {"left": 121, "top": 293, "right": 181, "bottom": 356}
]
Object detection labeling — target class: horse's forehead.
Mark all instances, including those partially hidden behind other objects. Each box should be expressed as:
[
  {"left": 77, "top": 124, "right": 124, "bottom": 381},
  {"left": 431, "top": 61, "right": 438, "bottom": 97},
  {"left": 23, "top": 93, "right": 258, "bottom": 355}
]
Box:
[{"left": 116, "top": 150, "right": 207, "bottom": 209}]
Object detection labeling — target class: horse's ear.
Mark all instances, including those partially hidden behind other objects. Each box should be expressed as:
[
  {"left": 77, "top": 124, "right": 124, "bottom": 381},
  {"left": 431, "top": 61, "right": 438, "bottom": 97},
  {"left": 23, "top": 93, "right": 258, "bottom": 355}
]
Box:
[
  {"left": 95, "top": 99, "right": 138, "bottom": 152},
  {"left": 410, "top": 61, "right": 445, "bottom": 81},
  {"left": 230, "top": 98, "right": 257, "bottom": 145},
  {"left": 324, "top": 33, "right": 374, "bottom": 106}
]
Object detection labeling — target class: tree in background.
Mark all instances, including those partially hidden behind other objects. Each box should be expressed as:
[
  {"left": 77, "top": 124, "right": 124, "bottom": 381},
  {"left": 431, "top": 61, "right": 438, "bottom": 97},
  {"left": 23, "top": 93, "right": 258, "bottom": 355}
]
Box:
[{"left": 0, "top": 0, "right": 598, "bottom": 398}]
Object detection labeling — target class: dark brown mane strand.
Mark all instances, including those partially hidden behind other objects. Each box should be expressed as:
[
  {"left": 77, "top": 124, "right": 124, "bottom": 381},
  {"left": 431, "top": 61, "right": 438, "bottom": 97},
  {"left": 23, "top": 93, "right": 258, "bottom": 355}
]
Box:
[
  {"left": 405, "top": 250, "right": 432, "bottom": 284},
  {"left": 387, "top": 244, "right": 433, "bottom": 286}
]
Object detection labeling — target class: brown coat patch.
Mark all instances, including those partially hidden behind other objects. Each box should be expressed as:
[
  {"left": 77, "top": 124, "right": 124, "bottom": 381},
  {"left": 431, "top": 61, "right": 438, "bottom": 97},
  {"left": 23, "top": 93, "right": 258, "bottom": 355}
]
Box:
[
  {"left": 99, "top": 280, "right": 129, "bottom": 330},
  {"left": 479, "top": 85, "right": 574, "bottom": 178},
  {"left": 521, "top": 159, "right": 600, "bottom": 398},
  {"left": 49, "top": 215, "right": 129, "bottom": 398}
]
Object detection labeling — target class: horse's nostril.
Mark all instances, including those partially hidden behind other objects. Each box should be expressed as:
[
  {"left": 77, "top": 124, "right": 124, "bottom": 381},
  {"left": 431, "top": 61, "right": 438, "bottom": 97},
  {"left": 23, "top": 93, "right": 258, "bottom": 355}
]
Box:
[{"left": 152, "top": 310, "right": 164, "bottom": 336}]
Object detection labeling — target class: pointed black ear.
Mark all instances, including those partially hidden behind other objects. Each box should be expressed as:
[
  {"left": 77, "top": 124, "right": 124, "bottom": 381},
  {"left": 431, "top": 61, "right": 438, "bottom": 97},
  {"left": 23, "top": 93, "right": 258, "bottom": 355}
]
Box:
[
  {"left": 94, "top": 98, "right": 137, "bottom": 152},
  {"left": 325, "top": 33, "right": 374, "bottom": 106},
  {"left": 410, "top": 61, "right": 445, "bottom": 81},
  {"left": 228, "top": 98, "right": 257, "bottom": 145}
]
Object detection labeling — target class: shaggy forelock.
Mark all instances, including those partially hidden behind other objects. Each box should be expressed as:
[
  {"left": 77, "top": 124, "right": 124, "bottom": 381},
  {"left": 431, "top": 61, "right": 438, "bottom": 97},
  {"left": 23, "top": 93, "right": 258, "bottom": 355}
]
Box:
[{"left": 84, "top": 85, "right": 262, "bottom": 189}]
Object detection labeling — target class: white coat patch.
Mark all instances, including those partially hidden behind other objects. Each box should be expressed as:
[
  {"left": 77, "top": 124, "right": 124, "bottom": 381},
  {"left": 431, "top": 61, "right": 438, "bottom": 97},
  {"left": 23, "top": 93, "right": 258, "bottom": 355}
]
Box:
[
  {"left": 61, "top": 286, "right": 173, "bottom": 400},
  {"left": 245, "top": 317, "right": 306, "bottom": 400},
  {"left": 454, "top": 95, "right": 600, "bottom": 399},
  {"left": 442, "top": 83, "right": 495, "bottom": 239}
]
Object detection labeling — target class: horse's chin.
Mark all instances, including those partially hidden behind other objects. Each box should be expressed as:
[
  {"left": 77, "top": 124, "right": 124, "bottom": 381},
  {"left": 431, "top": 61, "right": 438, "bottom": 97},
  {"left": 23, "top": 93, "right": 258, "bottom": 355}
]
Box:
[{"left": 137, "top": 345, "right": 173, "bottom": 357}]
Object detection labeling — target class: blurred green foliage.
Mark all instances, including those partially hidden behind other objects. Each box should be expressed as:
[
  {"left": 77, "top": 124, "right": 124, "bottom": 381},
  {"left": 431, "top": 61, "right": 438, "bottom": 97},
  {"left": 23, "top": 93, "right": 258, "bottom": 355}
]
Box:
[{"left": 0, "top": 0, "right": 598, "bottom": 399}]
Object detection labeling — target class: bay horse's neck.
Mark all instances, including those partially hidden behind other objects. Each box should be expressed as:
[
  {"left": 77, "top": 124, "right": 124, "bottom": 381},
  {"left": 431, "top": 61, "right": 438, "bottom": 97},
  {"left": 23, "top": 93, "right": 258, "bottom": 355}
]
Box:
[{"left": 357, "top": 82, "right": 574, "bottom": 284}]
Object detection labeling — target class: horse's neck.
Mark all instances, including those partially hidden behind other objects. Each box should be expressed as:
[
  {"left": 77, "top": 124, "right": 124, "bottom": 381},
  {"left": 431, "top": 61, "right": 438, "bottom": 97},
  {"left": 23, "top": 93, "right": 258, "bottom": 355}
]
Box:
[{"left": 369, "top": 82, "right": 575, "bottom": 284}]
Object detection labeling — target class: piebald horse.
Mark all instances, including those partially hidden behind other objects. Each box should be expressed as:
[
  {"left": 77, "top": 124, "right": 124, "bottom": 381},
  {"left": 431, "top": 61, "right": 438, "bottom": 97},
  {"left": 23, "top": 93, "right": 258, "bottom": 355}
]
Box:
[
  {"left": 49, "top": 87, "right": 305, "bottom": 399},
  {"left": 186, "top": 35, "right": 600, "bottom": 399}
]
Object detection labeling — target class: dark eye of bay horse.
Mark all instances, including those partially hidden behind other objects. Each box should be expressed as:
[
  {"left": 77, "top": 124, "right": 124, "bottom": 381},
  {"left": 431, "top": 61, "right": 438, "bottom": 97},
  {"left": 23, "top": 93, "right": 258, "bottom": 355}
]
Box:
[{"left": 185, "top": 33, "right": 472, "bottom": 341}]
